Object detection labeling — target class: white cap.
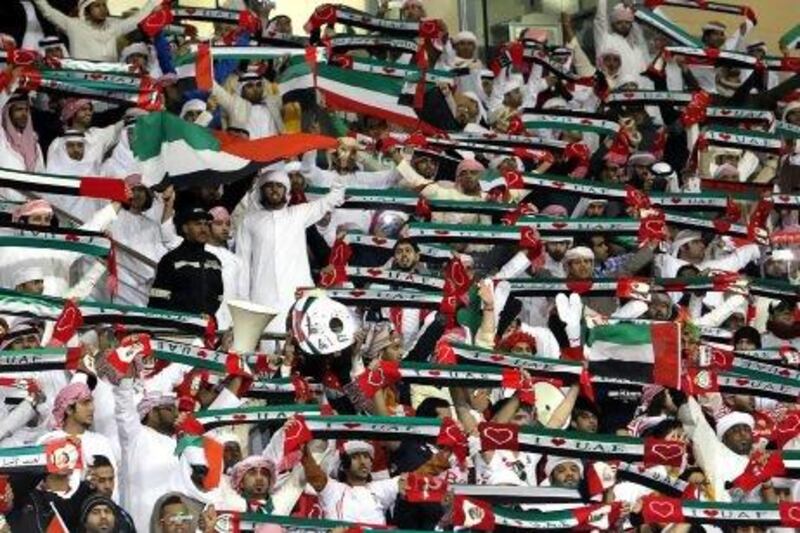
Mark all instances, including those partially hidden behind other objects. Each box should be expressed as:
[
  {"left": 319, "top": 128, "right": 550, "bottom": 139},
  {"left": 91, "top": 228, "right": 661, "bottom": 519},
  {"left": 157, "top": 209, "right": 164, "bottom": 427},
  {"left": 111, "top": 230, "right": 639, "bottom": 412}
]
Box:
[
  {"left": 10, "top": 266, "right": 45, "bottom": 288},
  {"left": 453, "top": 31, "right": 477, "bottom": 44},
  {"left": 715, "top": 410, "right": 754, "bottom": 440},
  {"left": 670, "top": 230, "right": 703, "bottom": 257},
  {"left": 120, "top": 42, "right": 150, "bottom": 62},
  {"left": 180, "top": 99, "right": 207, "bottom": 119},
  {"left": 544, "top": 456, "right": 583, "bottom": 479},
  {"left": 343, "top": 440, "right": 374, "bottom": 458},
  {"left": 563, "top": 246, "right": 594, "bottom": 263}
]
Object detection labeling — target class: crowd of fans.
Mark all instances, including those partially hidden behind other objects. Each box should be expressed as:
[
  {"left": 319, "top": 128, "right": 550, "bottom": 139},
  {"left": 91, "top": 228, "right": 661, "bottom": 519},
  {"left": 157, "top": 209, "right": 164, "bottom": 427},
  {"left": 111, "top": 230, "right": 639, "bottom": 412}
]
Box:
[{"left": 0, "top": 0, "right": 799, "bottom": 531}]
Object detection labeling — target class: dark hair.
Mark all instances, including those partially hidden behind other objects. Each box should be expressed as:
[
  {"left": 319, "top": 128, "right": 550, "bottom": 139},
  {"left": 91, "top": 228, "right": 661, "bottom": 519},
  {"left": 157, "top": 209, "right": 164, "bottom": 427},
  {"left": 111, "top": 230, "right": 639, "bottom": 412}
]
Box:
[
  {"left": 91, "top": 455, "right": 113, "bottom": 469},
  {"left": 393, "top": 238, "right": 419, "bottom": 253},
  {"left": 676, "top": 264, "right": 701, "bottom": 278},
  {"left": 733, "top": 326, "right": 762, "bottom": 349},
  {"left": 640, "top": 418, "right": 683, "bottom": 439},
  {"left": 159, "top": 495, "right": 184, "bottom": 516},
  {"left": 416, "top": 397, "right": 450, "bottom": 418},
  {"left": 645, "top": 389, "right": 670, "bottom": 416},
  {"left": 573, "top": 396, "right": 600, "bottom": 417}
]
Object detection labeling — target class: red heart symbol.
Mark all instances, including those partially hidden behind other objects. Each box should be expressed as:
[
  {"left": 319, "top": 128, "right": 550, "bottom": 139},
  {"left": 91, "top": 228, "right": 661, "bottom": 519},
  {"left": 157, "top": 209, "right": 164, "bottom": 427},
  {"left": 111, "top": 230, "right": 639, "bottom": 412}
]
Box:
[
  {"left": 703, "top": 510, "right": 719, "bottom": 518},
  {"left": 719, "top": 133, "right": 731, "bottom": 141},
  {"left": 623, "top": 92, "right": 635, "bottom": 99},
  {"left": 434, "top": 230, "right": 450, "bottom": 235},
  {"left": 736, "top": 378, "right": 750, "bottom": 386},
  {"left": 284, "top": 420, "right": 302, "bottom": 441},
  {"left": 197, "top": 350, "right": 208, "bottom": 359},
  {"left": 185, "top": 8, "right": 196, "bottom": 14},
  {"left": 552, "top": 181, "right": 566, "bottom": 189},
  {"left": 580, "top": 119, "right": 592, "bottom": 125},
  {"left": 670, "top": 197, "right": 682, "bottom": 204},
  {"left": 428, "top": 370, "right": 441, "bottom": 376},
  {"left": 779, "top": 369, "right": 791, "bottom": 377},
  {"left": 383, "top": 67, "right": 396, "bottom": 74},
  {"left": 484, "top": 427, "right": 515, "bottom": 446},
  {"left": 778, "top": 195, "right": 791, "bottom": 202},
  {"left": 651, "top": 443, "right": 683, "bottom": 461},
  {"left": 490, "top": 355, "right": 505, "bottom": 362},
  {"left": 367, "top": 268, "right": 382, "bottom": 277},
  {"left": 551, "top": 437, "right": 566, "bottom": 446},
  {"left": 372, "top": 238, "right": 387, "bottom": 245},
  {"left": 343, "top": 423, "right": 361, "bottom": 429},
  {"left": 552, "top": 222, "right": 567, "bottom": 229},
  {"left": 351, "top": 290, "right": 366, "bottom": 297},
  {"left": 649, "top": 501, "right": 677, "bottom": 520},
  {"left": 232, "top": 414, "right": 247, "bottom": 421}
]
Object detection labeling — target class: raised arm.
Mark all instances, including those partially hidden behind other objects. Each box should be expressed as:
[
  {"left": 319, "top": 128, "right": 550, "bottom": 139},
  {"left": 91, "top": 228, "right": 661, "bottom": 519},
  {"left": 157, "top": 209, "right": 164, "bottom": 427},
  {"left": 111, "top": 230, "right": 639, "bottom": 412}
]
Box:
[
  {"left": 30, "top": 0, "right": 75, "bottom": 32},
  {"left": 301, "top": 444, "right": 329, "bottom": 492},
  {"left": 113, "top": 377, "right": 144, "bottom": 450},
  {"left": 594, "top": 0, "right": 610, "bottom": 49},
  {"left": 109, "top": 0, "right": 161, "bottom": 35}
]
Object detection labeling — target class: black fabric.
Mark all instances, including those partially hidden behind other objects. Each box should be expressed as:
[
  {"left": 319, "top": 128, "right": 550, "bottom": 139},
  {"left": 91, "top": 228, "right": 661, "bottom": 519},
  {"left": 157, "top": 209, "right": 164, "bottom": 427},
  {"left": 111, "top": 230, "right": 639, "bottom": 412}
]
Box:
[
  {"left": 8, "top": 479, "right": 93, "bottom": 533},
  {"left": 0, "top": 0, "right": 74, "bottom": 51},
  {"left": 148, "top": 240, "right": 224, "bottom": 315}
]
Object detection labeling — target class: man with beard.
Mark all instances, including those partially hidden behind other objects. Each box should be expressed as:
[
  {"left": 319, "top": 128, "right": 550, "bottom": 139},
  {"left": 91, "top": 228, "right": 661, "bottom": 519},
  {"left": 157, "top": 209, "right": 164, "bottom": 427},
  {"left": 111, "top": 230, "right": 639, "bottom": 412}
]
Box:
[
  {"left": 762, "top": 300, "right": 799, "bottom": 348},
  {"left": 237, "top": 169, "right": 344, "bottom": 332},
  {"left": 52, "top": 98, "right": 124, "bottom": 168},
  {"left": 545, "top": 457, "right": 583, "bottom": 489},
  {"left": 394, "top": 155, "right": 496, "bottom": 227},
  {"left": 381, "top": 238, "right": 429, "bottom": 348},
  {"left": 594, "top": 0, "right": 649, "bottom": 87},
  {"left": 50, "top": 382, "right": 118, "bottom": 497},
  {"left": 211, "top": 72, "right": 283, "bottom": 139},
  {"left": 228, "top": 456, "right": 277, "bottom": 513},
  {"left": 113, "top": 386, "right": 181, "bottom": 532},
  {"left": 0, "top": 91, "right": 45, "bottom": 174},
  {"left": 677, "top": 393, "right": 767, "bottom": 502},
  {"left": 77, "top": 493, "right": 135, "bottom": 533},
  {"left": 301, "top": 440, "right": 449, "bottom": 525}
]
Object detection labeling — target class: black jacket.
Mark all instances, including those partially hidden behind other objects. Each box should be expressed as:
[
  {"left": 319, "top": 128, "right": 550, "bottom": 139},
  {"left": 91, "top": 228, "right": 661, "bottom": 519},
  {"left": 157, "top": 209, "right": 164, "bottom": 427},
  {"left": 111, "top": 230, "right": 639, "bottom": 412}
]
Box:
[
  {"left": 7, "top": 478, "right": 93, "bottom": 533},
  {"left": 148, "top": 240, "right": 223, "bottom": 315}
]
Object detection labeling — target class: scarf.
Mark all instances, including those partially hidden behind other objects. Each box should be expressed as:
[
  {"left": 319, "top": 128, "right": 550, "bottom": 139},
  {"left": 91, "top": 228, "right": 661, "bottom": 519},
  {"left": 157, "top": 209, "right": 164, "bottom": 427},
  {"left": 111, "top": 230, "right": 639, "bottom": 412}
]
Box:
[
  {"left": 2, "top": 102, "right": 39, "bottom": 171},
  {"left": 0, "top": 288, "right": 208, "bottom": 335}
]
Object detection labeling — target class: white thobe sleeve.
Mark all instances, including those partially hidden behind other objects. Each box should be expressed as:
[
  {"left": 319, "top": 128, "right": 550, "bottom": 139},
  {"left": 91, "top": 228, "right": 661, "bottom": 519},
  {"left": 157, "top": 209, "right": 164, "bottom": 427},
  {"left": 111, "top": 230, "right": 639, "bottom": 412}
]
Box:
[
  {"left": 594, "top": 0, "right": 610, "bottom": 50},
  {"left": 677, "top": 398, "right": 733, "bottom": 502},
  {"left": 113, "top": 379, "right": 144, "bottom": 451},
  {"left": 296, "top": 180, "right": 346, "bottom": 228},
  {"left": 701, "top": 244, "right": 761, "bottom": 273},
  {"left": 0, "top": 401, "right": 36, "bottom": 441}
]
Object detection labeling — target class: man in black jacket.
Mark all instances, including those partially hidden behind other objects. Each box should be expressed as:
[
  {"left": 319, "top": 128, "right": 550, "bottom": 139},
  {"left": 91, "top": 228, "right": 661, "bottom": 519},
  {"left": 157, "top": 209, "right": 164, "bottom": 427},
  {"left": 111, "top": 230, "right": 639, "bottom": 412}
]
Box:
[{"left": 148, "top": 207, "right": 224, "bottom": 316}]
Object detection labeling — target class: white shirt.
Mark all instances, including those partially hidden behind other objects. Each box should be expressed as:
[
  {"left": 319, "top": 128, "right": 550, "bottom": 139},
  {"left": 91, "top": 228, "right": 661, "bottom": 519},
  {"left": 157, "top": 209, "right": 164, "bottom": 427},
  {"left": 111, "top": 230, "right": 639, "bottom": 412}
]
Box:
[
  {"left": 208, "top": 243, "right": 250, "bottom": 330},
  {"left": 318, "top": 478, "right": 399, "bottom": 525},
  {"left": 236, "top": 188, "right": 344, "bottom": 329}
]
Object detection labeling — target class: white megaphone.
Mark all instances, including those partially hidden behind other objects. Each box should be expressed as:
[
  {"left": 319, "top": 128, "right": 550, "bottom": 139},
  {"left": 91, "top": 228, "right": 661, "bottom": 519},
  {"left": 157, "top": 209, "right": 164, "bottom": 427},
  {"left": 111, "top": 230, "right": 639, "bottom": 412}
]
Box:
[{"left": 227, "top": 300, "right": 278, "bottom": 352}]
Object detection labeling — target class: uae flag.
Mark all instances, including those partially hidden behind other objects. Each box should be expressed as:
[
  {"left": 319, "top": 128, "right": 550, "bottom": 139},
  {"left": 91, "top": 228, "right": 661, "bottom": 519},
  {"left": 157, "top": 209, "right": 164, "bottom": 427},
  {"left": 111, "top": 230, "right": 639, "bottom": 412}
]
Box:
[
  {"left": 586, "top": 322, "right": 681, "bottom": 388},
  {"left": 131, "top": 112, "right": 338, "bottom": 188}
]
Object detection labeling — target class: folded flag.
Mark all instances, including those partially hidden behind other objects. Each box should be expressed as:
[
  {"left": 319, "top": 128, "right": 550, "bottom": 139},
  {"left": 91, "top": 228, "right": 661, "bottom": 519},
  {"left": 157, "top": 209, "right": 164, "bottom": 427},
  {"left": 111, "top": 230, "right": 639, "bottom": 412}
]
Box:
[
  {"left": 0, "top": 167, "right": 129, "bottom": 202},
  {"left": 586, "top": 322, "right": 682, "bottom": 388},
  {"left": 132, "top": 111, "right": 338, "bottom": 188}
]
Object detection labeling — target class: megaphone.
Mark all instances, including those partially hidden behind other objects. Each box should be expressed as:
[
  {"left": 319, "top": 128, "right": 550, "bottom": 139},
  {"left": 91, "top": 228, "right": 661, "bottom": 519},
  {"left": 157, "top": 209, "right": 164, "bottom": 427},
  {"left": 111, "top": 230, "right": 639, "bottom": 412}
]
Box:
[{"left": 228, "top": 300, "right": 278, "bottom": 352}]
